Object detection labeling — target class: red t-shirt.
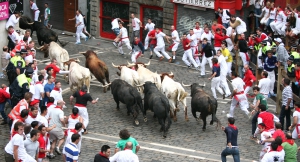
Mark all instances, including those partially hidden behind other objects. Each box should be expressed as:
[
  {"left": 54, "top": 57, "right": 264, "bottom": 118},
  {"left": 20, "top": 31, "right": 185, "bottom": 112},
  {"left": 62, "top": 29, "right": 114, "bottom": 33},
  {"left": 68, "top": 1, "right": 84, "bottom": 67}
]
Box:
[
  {"left": 148, "top": 30, "right": 157, "bottom": 45},
  {"left": 211, "top": 24, "right": 225, "bottom": 33},
  {"left": 38, "top": 134, "right": 48, "bottom": 158},
  {"left": 272, "top": 129, "right": 286, "bottom": 141},
  {"left": 44, "top": 63, "right": 60, "bottom": 78},
  {"left": 182, "top": 39, "right": 190, "bottom": 51}
]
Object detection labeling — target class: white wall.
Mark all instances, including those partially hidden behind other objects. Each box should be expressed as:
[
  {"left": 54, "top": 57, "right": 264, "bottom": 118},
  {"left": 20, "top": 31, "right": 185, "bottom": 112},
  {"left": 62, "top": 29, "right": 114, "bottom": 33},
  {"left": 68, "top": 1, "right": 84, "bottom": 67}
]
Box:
[
  {"left": 23, "top": 0, "right": 33, "bottom": 19},
  {"left": 0, "top": 20, "right": 8, "bottom": 70},
  {"left": 78, "top": 0, "right": 87, "bottom": 16}
]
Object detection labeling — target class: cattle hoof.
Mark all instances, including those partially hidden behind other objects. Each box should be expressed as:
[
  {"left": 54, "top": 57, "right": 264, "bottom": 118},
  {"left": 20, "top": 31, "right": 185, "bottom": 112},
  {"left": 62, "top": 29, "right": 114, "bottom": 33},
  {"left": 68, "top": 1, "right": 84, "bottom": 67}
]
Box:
[
  {"left": 185, "top": 118, "right": 189, "bottom": 122},
  {"left": 175, "top": 108, "right": 180, "bottom": 112},
  {"left": 210, "top": 121, "right": 213, "bottom": 125},
  {"left": 173, "top": 118, "right": 177, "bottom": 122},
  {"left": 196, "top": 118, "right": 200, "bottom": 121},
  {"left": 134, "top": 120, "right": 139, "bottom": 126},
  {"left": 144, "top": 118, "right": 147, "bottom": 122}
]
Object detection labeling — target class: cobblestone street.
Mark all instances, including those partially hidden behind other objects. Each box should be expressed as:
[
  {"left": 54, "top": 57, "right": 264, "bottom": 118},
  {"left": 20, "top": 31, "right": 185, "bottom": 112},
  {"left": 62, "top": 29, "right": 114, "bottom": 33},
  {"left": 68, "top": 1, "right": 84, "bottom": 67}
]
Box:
[{"left": 0, "top": 32, "right": 299, "bottom": 162}]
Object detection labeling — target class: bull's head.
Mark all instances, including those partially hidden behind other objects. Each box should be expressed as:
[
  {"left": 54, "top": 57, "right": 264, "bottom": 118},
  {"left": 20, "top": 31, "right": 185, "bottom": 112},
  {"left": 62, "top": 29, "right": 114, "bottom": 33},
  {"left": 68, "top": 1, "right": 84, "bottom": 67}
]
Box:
[
  {"left": 127, "top": 61, "right": 150, "bottom": 70},
  {"left": 112, "top": 63, "right": 127, "bottom": 71},
  {"left": 63, "top": 58, "right": 81, "bottom": 70},
  {"left": 160, "top": 72, "right": 174, "bottom": 81},
  {"left": 182, "top": 82, "right": 205, "bottom": 87},
  {"left": 36, "top": 44, "right": 49, "bottom": 58}
]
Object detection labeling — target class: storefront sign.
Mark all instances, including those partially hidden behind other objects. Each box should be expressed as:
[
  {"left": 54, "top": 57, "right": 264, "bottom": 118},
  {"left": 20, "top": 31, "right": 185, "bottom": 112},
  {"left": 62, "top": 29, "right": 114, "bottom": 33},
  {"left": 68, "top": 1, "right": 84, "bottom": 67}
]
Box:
[
  {"left": 0, "top": 2, "right": 9, "bottom": 20},
  {"left": 173, "top": 0, "right": 214, "bottom": 9}
]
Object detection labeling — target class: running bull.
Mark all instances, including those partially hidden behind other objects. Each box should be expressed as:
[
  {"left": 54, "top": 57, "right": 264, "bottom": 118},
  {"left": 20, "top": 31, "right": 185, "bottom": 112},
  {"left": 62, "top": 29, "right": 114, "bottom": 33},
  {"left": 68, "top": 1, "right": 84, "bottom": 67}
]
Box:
[
  {"left": 80, "top": 50, "right": 111, "bottom": 93},
  {"left": 182, "top": 83, "right": 220, "bottom": 131},
  {"left": 111, "top": 79, "right": 146, "bottom": 126},
  {"left": 143, "top": 81, "right": 171, "bottom": 138}
]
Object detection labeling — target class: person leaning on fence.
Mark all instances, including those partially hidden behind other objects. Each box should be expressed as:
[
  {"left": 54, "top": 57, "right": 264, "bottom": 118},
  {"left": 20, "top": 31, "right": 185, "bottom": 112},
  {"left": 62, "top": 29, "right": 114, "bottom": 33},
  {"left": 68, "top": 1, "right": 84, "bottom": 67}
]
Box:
[
  {"left": 275, "top": 38, "right": 289, "bottom": 70},
  {"left": 280, "top": 78, "right": 293, "bottom": 131}
]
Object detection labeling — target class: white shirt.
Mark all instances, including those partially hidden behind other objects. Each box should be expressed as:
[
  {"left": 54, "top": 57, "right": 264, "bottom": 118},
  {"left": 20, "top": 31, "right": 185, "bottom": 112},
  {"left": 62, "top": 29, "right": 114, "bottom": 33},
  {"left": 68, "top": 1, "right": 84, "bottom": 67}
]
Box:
[
  {"left": 40, "top": 115, "right": 49, "bottom": 127},
  {"left": 258, "top": 78, "right": 272, "bottom": 95},
  {"left": 109, "top": 150, "right": 139, "bottom": 162},
  {"left": 201, "top": 31, "right": 214, "bottom": 42},
  {"left": 276, "top": 11, "right": 287, "bottom": 23},
  {"left": 193, "top": 28, "right": 203, "bottom": 39},
  {"left": 8, "top": 31, "right": 20, "bottom": 44},
  {"left": 294, "top": 13, "right": 300, "bottom": 30},
  {"left": 232, "top": 77, "right": 244, "bottom": 92},
  {"left": 25, "top": 55, "right": 33, "bottom": 63},
  {"left": 171, "top": 30, "right": 180, "bottom": 42},
  {"left": 145, "top": 23, "right": 155, "bottom": 32},
  {"left": 261, "top": 150, "right": 285, "bottom": 162},
  {"left": 261, "top": 131, "right": 272, "bottom": 148},
  {"left": 111, "top": 18, "right": 120, "bottom": 29},
  {"left": 220, "top": 9, "right": 230, "bottom": 24},
  {"left": 218, "top": 55, "right": 228, "bottom": 75},
  {"left": 155, "top": 32, "right": 166, "bottom": 46},
  {"left": 293, "top": 111, "right": 300, "bottom": 124},
  {"left": 132, "top": 18, "right": 141, "bottom": 31},
  {"left": 5, "top": 134, "right": 28, "bottom": 160},
  {"left": 187, "top": 34, "right": 197, "bottom": 46},
  {"left": 25, "top": 114, "right": 42, "bottom": 125},
  {"left": 50, "top": 88, "right": 63, "bottom": 104},
  {"left": 269, "top": 9, "right": 277, "bottom": 19},
  {"left": 262, "top": 7, "right": 270, "bottom": 18},
  {"left": 6, "top": 14, "right": 20, "bottom": 29},
  {"left": 75, "top": 14, "right": 84, "bottom": 27},
  {"left": 62, "top": 130, "right": 82, "bottom": 153},
  {"left": 236, "top": 17, "right": 247, "bottom": 29},
  {"left": 31, "top": 3, "right": 39, "bottom": 10},
  {"left": 48, "top": 107, "right": 64, "bottom": 129},
  {"left": 120, "top": 27, "right": 129, "bottom": 39},
  {"left": 44, "top": 7, "right": 50, "bottom": 19},
  {"left": 19, "top": 35, "right": 32, "bottom": 44},
  {"left": 33, "top": 83, "right": 44, "bottom": 100}
]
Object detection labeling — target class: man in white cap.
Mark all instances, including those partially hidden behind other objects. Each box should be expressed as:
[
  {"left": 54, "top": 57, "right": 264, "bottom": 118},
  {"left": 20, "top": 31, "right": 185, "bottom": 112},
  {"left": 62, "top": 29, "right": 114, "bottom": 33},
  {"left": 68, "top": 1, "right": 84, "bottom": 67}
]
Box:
[{"left": 274, "top": 38, "right": 289, "bottom": 70}]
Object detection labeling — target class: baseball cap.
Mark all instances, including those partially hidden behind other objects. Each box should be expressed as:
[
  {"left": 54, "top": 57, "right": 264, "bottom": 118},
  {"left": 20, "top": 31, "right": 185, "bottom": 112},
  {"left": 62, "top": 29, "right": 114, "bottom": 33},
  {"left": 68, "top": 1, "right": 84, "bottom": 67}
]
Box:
[
  {"left": 30, "top": 99, "right": 40, "bottom": 106},
  {"left": 20, "top": 49, "right": 28, "bottom": 54},
  {"left": 274, "top": 38, "right": 282, "bottom": 43},
  {"left": 261, "top": 41, "right": 267, "bottom": 45}
]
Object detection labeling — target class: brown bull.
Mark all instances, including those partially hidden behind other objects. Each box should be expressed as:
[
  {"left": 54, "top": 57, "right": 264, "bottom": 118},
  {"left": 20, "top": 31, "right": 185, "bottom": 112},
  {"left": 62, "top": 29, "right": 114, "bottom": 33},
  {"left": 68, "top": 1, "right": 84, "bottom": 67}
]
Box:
[{"left": 80, "top": 50, "right": 111, "bottom": 93}]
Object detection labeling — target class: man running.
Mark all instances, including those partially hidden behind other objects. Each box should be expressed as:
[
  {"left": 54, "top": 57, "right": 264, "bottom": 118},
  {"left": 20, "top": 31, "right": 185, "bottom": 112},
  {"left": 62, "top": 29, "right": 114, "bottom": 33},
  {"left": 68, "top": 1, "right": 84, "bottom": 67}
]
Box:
[
  {"left": 153, "top": 27, "right": 172, "bottom": 62},
  {"left": 181, "top": 32, "right": 200, "bottom": 70},
  {"left": 111, "top": 18, "right": 123, "bottom": 47},
  {"left": 69, "top": 85, "right": 98, "bottom": 134},
  {"left": 43, "top": 3, "right": 52, "bottom": 29},
  {"left": 168, "top": 25, "right": 180, "bottom": 62},
  {"left": 144, "top": 18, "right": 155, "bottom": 50},
  {"left": 115, "top": 22, "right": 132, "bottom": 56}
]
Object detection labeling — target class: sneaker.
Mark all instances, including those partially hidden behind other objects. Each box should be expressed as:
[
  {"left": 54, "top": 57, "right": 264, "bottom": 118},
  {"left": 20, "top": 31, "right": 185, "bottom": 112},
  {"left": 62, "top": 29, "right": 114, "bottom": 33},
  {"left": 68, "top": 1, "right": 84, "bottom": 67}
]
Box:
[
  {"left": 226, "top": 114, "right": 232, "bottom": 118},
  {"left": 171, "top": 58, "right": 176, "bottom": 63},
  {"left": 48, "top": 154, "right": 55, "bottom": 159},
  {"left": 112, "top": 42, "right": 117, "bottom": 47},
  {"left": 55, "top": 147, "right": 61, "bottom": 155},
  {"left": 168, "top": 58, "right": 173, "bottom": 63},
  {"left": 225, "top": 94, "right": 231, "bottom": 98},
  {"left": 195, "top": 66, "right": 201, "bottom": 71},
  {"left": 250, "top": 135, "right": 257, "bottom": 140},
  {"left": 248, "top": 113, "right": 252, "bottom": 119},
  {"left": 198, "top": 75, "right": 205, "bottom": 78},
  {"left": 149, "top": 55, "right": 153, "bottom": 59},
  {"left": 75, "top": 42, "right": 81, "bottom": 45},
  {"left": 188, "top": 66, "right": 191, "bottom": 69},
  {"left": 159, "top": 56, "right": 164, "bottom": 61},
  {"left": 222, "top": 94, "right": 225, "bottom": 99},
  {"left": 85, "top": 37, "right": 89, "bottom": 42},
  {"left": 0, "top": 121, "right": 7, "bottom": 125},
  {"left": 89, "top": 35, "right": 92, "bottom": 39}
]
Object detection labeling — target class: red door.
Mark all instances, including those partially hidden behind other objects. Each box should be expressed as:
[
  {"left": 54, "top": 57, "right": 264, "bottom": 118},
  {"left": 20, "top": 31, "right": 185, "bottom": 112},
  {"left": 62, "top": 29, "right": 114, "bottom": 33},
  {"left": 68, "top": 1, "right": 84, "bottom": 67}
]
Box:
[
  {"left": 140, "top": 5, "right": 163, "bottom": 42},
  {"left": 99, "top": 0, "right": 129, "bottom": 39}
]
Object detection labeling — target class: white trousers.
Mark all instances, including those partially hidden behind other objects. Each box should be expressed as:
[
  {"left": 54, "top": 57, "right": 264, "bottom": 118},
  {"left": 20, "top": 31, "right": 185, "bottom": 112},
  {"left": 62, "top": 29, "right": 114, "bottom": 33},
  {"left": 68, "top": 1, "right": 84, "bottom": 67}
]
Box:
[
  {"left": 76, "top": 106, "right": 89, "bottom": 128},
  {"left": 270, "top": 21, "right": 285, "bottom": 35},
  {"left": 226, "top": 62, "right": 232, "bottom": 75},
  {"left": 171, "top": 42, "right": 180, "bottom": 52},
  {"left": 244, "top": 86, "right": 251, "bottom": 94},
  {"left": 118, "top": 38, "right": 132, "bottom": 54},
  {"left": 219, "top": 73, "right": 231, "bottom": 96},
  {"left": 267, "top": 70, "right": 275, "bottom": 94},
  {"left": 260, "top": 17, "right": 269, "bottom": 25},
  {"left": 239, "top": 52, "right": 249, "bottom": 66},
  {"left": 144, "top": 32, "right": 149, "bottom": 49},
  {"left": 34, "top": 10, "right": 40, "bottom": 21},
  {"left": 257, "top": 49, "right": 263, "bottom": 68},
  {"left": 182, "top": 49, "right": 198, "bottom": 67},
  {"left": 228, "top": 94, "right": 249, "bottom": 117},
  {"left": 154, "top": 45, "right": 171, "bottom": 59},
  {"left": 195, "top": 57, "right": 201, "bottom": 66},
  {"left": 292, "top": 125, "right": 300, "bottom": 139},
  {"left": 200, "top": 56, "right": 212, "bottom": 75},
  {"left": 76, "top": 25, "right": 85, "bottom": 43},
  {"left": 131, "top": 51, "right": 142, "bottom": 63},
  {"left": 211, "top": 76, "right": 223, "bottom": 99}
]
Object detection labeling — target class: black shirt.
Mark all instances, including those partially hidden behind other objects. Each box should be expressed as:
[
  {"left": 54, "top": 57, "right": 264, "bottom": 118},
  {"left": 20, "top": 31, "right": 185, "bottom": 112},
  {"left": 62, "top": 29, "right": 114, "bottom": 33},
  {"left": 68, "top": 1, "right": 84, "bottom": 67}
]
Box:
[
  {"left": 225, "top": 126, "right": 238, "bottom": 146},
  {"left": 72, "top": 91, "right": 93, "bottom": 106},
  {"left": 94, "top": 154, "right": 110, "bottom": 162},
  {"left": 238, "top": 39, "right": 248, "bottom": 53}
]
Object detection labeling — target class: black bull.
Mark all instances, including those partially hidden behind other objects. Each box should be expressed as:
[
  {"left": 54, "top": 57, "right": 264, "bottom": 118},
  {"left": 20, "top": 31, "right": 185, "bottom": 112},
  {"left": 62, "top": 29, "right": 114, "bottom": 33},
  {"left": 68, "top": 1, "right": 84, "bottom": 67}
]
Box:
[
  {"left": 111, "top": 79, "right": 146, "bottom": 126},
  {"left": 143, "top": 81, "right": 172, "bottom": 138},
  {"left": 19, "top": 16, "right": 65, "bottom": 46},
  {"left": 189, "top": 83, "right": 221, "bottom": 131}
]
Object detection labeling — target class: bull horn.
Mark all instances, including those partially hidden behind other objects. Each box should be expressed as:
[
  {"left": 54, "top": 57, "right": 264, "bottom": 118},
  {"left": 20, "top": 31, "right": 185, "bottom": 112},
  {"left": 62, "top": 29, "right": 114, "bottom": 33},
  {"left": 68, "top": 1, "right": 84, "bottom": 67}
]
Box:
[
  {"left": 199, "top": 82, "right": 206, "bottom": 87},
  {"left": 182, "top": 82, "right": 191, "bottom": 87},
  {"left": 36, "top": 45, "right": 44, "bottom": 50},
  {"left": 127, "top": 61, "right": 135, "bottom": 66},
  {"left": 144, "top": 61, "right": 150, "bottom": 66},
  {"left": 111, "top": 63, "right": 119, "bottom": 68},
  {"left": 75, "top": 58, "right": 80, "bottom": 62},
  {"left": 27, "top": 22, "right": 34, "bottom": 25},
  {"left": 135, "top": 83, "right": 145, "bottom": 87},
  {"left": 79, "top": 51, "right": 86, "bottom": 54},
  {"left": 170, "top": 72, "right": 173, "bottom": 76}
]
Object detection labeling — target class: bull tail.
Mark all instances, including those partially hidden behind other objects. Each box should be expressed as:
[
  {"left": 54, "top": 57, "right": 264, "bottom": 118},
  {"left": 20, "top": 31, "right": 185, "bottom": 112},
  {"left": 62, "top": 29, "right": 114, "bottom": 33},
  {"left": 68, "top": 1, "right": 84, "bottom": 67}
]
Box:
[
  {"left": 57, "top": 39, "right": 69, "bottom": 47},
  {"left": 208, "top": 97, "right": 220, "bottom": 129},
  {"left": 161, "top": 98, "right": 172, "bottom": 131}
]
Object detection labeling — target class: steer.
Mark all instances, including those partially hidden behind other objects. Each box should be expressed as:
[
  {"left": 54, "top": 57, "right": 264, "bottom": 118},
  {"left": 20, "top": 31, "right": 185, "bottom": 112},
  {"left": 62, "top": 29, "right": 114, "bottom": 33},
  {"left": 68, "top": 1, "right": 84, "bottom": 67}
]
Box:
[
  {"left": 160, "top": 73, "right": 188, "bottom": 122},
  {"left": 80, "top": 50, "right": 111, "bottom": 93},
  {"left": 143, "top": 81, "right": 172, "bottom": 138},
  {"left": 111, "top": 79, "right": 146, "bottom": 126},
  {"left": 182, "top": 83, "right": 220, "bottom": 131},
  {"left": 37, "top": 42, "right": 69, "bottom": 70},
  {"left": 19, "top": 16, "right": 34, "bottom": 35}
]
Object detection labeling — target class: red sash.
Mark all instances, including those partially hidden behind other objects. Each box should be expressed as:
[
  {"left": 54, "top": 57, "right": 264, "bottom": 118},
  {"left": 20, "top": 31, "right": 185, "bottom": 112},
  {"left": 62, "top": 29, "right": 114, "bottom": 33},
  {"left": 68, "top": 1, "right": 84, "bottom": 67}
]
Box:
[{"left": 234, "top": 91, "right": 244, "bottom": 101}]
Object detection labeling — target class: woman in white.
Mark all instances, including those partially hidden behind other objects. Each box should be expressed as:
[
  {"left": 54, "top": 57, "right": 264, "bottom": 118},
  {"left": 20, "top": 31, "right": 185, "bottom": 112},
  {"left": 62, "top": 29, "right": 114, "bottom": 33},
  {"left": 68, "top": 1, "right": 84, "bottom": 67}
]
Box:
[
  {"left": 144, "top": 18, "right": 155, "bottom": 50},
  {"left": 230, "top": 15, "right": 247, "bottom": 34},
  {"left": 30, "top": 0, "right": 40, "bottom": 21},
  {"left": 255, "top": 1, "right": 270, "bottom": 27},
  {"left": 68, "top": 10, "right": 88, "bottom": 44},
  {"left": 266, "top": 3, "right": 276, "bottom": 29},
  {"left": 66, "top": 107, "right": 84, "bottom": 129},
  {"left": 289, "top": 102, "right": 300, "bottom": 139},
  {"left": 254, "top": 0, "right": 264, "bottom": 28},
  {"left": 115, "top": 23, "right": 132, "bottom": 55}
]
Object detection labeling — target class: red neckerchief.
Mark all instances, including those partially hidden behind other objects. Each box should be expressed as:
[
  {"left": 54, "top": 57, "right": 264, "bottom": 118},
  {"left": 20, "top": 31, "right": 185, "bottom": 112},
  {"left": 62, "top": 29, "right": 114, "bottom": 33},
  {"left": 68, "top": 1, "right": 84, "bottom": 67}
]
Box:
[
  {"left": 270, "top": 8, "right": 274, "bottom": 11},
  {"left": 46, "top": 102, "right": 53, "bottom": 108},
  {"left": 228, "top": 124, "right": 237, "bottom": 130},
  {"left": 29, "top": 111, "right": 37, "bottom": 119},
  {"left": 33, "top": 66, "right": 37, "bottom": 70},
  {"left": 53, "top": 87, "right": 60, "bottom": 91},
  {"left": 156, "top": 30, "right": 161, "bottom": 34},
  {"left": 296, "top": 108, "right": 300, "bottom": 112},
  {"left": 171, "top": 29, "right": 175, "bottom": 32},
  {"left": 11, "top": 130, "right": 18, "bottom": 138},
  {"left": 285, "top": 139, "right": 295, "bottom": 145},
  {"left": 266, "top": 7, "right": 269, "bottom": 9},
  {"left": 99, "top": 152, "right": 108, "bottom": 159},
  {"left": 54, "top": 105, "right": 62, "bottom": 110},
  {"left": 195, "top": 27, "right": 200, "bottom": 30},
  {"left": 8, "top": 30, "right": 14, "bottom": 35},
  {"left": 213, "top": 63, "right": 220, "bottom": 68},
  {"left": 70, "top": 114, "right": 79, "bottom": 119},
  {"left": 134, "top": 39, "right": 140, "bottom": 45},
  {"left": 204, "top": 31, "right": 209, "bottom": 34},
  {"left": 70, "top": 129, "right": 77, "bottom": 134},
  {"left": 36, "top": 81, "right": 42, "bottom": 84},
  {"left": 79, "top": 90, "right": 86, "bottom": 96}
]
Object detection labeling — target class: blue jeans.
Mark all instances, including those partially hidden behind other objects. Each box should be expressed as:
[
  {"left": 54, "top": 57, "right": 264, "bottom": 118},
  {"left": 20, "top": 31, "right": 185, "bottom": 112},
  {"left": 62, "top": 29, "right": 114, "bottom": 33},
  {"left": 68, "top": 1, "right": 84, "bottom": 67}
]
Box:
[
  {"left": 44, "top": 19, "right": 49, "bottom": 26},
  {"left": 223, "top": 23, "right": 229, "bottom": 29},
  {"left": 238, "top": 66, "right": 244, "bottom": 78},
  {"left": 112, "top": 28, "right": 120, "bottom": 36},
  {"left": 280, "top": 105, "right": 291, "bottom": 130},
  {"left": 266, "top": 19, "right": 274, "bottom": 27},
  {"left": 0, "top": 102, "right": 8, "bottom": 121},
  {"left": 254, "top": 8, "right": 262, "bottom": 28},
  {"left": 221, "top": 147, "right": 240, "bottom": 162}
]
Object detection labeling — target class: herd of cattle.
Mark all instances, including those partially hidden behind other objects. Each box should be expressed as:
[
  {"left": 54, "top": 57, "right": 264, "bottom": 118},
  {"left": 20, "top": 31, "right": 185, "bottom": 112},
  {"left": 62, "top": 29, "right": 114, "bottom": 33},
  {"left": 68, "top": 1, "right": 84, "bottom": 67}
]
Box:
[{"left": 18, "top": 16, "right": 221, "bottom": 137}]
